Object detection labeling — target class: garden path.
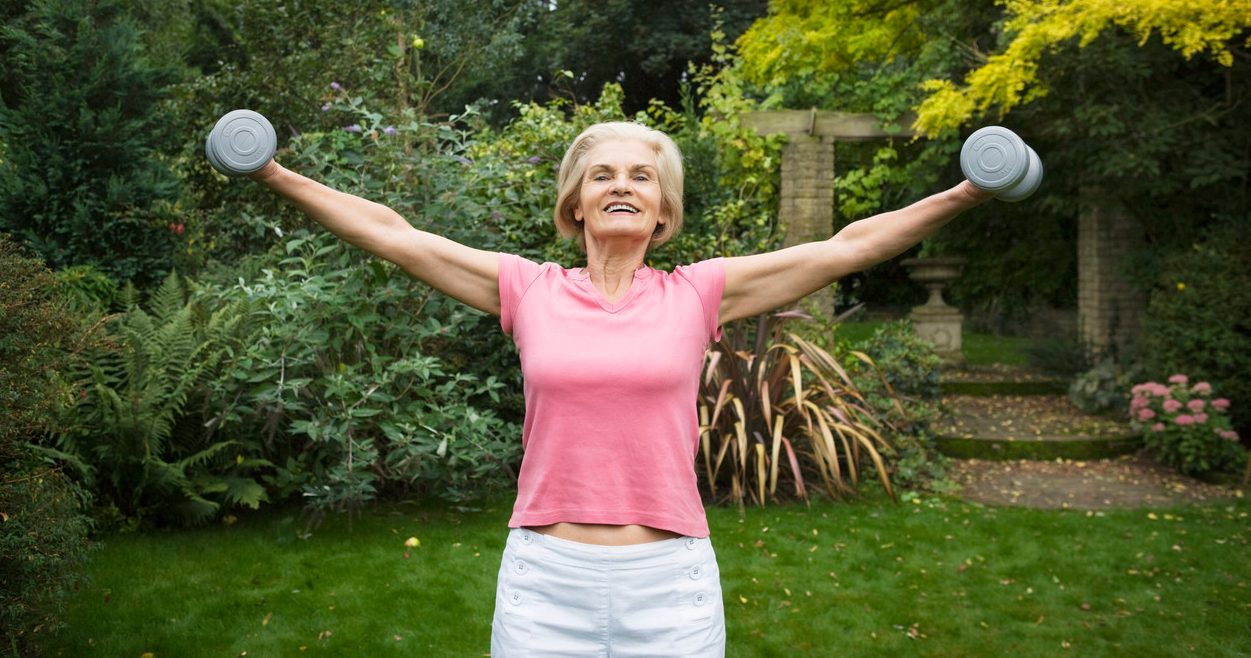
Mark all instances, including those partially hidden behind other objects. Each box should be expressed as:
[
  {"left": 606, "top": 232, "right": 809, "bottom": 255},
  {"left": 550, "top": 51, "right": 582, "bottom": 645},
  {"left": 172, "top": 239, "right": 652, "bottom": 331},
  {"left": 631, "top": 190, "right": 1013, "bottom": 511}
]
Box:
[{"left": 937, "top": 364, "right": 1246, "bottom": 509}]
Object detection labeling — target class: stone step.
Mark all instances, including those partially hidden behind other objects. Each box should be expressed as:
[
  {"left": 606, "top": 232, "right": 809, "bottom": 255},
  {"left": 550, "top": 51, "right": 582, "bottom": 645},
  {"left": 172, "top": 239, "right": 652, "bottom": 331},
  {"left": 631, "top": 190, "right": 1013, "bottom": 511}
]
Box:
[
  {"left": 933, "top": 394, "right": 1140, "bottom": 461},
  {"left": 940, "top": 364, "right": 1068, "bottom": 396}
]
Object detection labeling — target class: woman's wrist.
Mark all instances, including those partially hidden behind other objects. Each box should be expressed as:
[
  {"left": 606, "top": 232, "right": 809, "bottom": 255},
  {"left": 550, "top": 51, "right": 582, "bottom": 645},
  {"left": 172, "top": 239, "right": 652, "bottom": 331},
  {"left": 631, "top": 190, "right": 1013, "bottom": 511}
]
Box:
[{"left": 247, "top": 159, "right": 282, "bottom": 184}]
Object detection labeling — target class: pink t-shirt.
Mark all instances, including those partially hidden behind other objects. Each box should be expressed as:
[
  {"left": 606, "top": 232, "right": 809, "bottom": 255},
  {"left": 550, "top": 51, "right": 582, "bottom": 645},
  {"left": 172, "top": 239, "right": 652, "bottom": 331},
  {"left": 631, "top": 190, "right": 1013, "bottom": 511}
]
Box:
[{"left": 498, "top": 253, "right": 725, "bottom": 538}]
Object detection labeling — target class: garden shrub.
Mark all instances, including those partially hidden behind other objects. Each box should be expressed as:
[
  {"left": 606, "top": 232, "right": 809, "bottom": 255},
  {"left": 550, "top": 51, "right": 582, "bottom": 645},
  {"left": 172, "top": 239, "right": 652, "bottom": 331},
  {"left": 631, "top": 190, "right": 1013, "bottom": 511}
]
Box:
[
  {"left": 55, "top": 272, "right": 263, "bottom": 526},
  {"left": 699, "top": 314, "right": 898, "bottom": 506},
  {"left": 1140, "top": 221, "right": 1251, "bottom": 435},
  {"left": 195, "top": 232, "right": 523, "bottom": 512},
  {"left": 845, "top": 321, "right": 950, "bottom": 492},
  {"left": 0, "top": 234, "right": 94, "bottom": 652},
  {"left": 1069, "top": 359, "right": 1144, "bottom": 416},
  {"left": 1130, "top": 376, "right": 1245, "bottom": 476}
]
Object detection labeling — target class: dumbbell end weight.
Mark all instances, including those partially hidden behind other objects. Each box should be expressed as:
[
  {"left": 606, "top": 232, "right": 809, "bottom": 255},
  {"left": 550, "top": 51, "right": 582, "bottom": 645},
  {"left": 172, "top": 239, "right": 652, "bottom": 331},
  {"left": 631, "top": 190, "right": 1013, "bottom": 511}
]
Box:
[
  {"left": 205, "top": 109, "right": 276, "bottom": 176},
  {"left": 960, "top": 125, "right": 1042, "bottom": 202},
  {"left": 996, "top": 145, "right": 1042, "bottom": 202}
]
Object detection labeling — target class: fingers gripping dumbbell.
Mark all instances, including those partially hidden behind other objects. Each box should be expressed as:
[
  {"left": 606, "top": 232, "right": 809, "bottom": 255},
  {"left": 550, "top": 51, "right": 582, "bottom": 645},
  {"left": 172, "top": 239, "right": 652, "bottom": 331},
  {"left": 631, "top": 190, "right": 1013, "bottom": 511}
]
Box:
[
  {"left": 960, "top": 126, "right": 1043, "bottom": 202},
  {"left": 205, "top": 109, "right": 276, "bottom": 176}
]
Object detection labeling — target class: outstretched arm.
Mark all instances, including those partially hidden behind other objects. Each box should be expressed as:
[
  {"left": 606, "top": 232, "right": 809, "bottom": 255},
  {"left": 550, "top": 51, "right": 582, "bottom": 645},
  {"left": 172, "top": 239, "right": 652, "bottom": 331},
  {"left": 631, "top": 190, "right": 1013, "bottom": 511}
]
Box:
[
  {"left": 720, "top": 180, "right": 992, "bottom": 324},
  {"left": 249, "top": 161, "right": 501, "bottom": 315}
]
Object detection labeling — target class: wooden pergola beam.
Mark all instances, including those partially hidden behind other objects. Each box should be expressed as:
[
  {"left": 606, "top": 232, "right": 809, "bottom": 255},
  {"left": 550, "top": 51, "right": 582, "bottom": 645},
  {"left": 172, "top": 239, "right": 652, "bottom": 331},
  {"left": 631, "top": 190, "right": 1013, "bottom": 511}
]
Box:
[{"left": 743, "top": 110, "right": 916, "bottom": 140}]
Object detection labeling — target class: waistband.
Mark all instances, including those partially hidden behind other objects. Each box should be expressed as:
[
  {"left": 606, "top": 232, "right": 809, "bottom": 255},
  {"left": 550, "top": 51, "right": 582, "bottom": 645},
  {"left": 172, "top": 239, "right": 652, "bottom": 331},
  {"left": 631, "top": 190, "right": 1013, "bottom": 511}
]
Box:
[{"left": 507, "top": 528, "right": 713, "bottom": 569}]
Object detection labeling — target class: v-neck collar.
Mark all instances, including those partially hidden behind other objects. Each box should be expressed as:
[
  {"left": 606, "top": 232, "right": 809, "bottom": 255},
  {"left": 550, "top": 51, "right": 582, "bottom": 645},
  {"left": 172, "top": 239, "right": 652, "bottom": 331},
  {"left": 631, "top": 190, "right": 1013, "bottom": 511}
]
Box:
[{"left": 569, "top": 266, "right": 653, "bottom": 313}]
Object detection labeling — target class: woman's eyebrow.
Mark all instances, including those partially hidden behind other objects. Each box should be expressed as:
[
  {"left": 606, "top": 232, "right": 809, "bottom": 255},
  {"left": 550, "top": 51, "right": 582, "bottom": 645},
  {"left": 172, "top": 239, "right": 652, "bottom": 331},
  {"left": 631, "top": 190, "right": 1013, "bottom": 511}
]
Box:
[{"left": 587, "top": 163, "right": 658, "bottom": 173}]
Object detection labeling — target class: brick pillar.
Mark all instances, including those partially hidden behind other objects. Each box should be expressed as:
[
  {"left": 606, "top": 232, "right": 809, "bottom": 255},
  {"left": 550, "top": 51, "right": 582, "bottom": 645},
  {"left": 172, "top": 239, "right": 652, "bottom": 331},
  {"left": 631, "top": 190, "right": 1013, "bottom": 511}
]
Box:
[
  {"left": 778, "top": 135, "right": 836, "bottom": 314},
  {"left": 1078, "top": 187, "right": 1144, "bottom": 357},
  {"left": 779, "top": 135, "right": 835, "bottom": 248}
]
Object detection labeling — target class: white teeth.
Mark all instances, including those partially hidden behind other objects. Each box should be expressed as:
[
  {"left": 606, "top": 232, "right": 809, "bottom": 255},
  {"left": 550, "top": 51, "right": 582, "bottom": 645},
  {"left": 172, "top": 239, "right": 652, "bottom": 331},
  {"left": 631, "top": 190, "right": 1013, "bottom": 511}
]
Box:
[{"left": 606, "top": 203, "right": 638, "bottom": 213}]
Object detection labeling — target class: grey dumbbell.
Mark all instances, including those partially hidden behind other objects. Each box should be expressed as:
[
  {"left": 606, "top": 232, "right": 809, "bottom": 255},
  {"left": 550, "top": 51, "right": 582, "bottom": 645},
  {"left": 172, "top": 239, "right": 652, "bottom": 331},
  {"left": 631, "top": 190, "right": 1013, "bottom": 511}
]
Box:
[
  {"left": 960, "top": 126, "right": 1043, "bottom": 202},
  {"left": 205, "top": 109, "right": 276, "bottom": 176}
]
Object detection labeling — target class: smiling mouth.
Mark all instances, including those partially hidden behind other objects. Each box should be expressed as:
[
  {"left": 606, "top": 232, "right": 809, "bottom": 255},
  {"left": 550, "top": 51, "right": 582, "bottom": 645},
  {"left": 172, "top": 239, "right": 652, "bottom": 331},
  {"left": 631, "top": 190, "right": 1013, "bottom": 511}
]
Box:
[{"left": 605, "top": 203, "right": 639, "bottom": 214}]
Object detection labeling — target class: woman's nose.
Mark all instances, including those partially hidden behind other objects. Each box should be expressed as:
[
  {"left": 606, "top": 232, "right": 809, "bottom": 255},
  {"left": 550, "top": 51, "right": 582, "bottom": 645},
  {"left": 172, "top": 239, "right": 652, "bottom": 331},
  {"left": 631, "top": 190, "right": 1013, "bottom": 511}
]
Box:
[{"left": 610, "top": 175, "right": 631, "bottom": 194}]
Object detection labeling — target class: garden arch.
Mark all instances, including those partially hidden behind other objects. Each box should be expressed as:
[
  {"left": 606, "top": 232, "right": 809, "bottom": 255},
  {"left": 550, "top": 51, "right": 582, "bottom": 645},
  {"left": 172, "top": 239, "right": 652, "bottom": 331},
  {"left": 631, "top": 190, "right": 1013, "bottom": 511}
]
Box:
[{"left": 744, "top": 110, "right": 1142, "bottom": 356}]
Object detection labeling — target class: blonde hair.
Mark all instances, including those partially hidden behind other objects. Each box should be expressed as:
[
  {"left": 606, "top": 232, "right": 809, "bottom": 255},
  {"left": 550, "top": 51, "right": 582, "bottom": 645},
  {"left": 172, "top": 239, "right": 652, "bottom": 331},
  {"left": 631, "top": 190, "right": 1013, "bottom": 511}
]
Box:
[{"left": 553, "top": 122, "right": 684, "bottom": 251}]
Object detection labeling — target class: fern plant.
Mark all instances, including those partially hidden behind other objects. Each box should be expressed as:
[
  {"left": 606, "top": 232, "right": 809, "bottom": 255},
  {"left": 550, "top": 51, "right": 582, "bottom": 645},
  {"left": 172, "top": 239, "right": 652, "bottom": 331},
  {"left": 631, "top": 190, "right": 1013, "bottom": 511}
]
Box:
[
  {"left": 698, "top": 312, "right": 901, "bottom": 507},
  {"left": 56, "top": 272, "right": 265, "bottom": 525}
]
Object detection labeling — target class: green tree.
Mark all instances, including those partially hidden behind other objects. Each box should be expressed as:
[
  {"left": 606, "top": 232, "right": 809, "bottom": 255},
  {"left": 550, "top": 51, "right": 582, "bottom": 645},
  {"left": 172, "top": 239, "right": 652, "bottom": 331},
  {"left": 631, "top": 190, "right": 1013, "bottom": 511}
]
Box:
[
  {"left": 0, "top": 0, "right": 183, "bottom": 288},
  {"left": 453, "top": 0, "right": 767, "bottom": 120}
]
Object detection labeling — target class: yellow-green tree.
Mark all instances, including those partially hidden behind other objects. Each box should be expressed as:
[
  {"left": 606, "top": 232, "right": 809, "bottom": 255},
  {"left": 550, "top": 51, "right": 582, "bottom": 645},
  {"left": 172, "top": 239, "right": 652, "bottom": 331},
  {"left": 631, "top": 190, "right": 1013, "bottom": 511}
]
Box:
[
  {"left": 916, "top": 0, "right": 1251, "bottom": 134},
  {"left": 739, "top": 0, "right": 1250, "bottom": 134}
]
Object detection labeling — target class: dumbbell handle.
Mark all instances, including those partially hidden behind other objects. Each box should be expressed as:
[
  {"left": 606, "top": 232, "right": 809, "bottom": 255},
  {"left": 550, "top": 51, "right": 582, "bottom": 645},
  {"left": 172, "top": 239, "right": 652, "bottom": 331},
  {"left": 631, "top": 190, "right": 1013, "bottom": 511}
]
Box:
[{"left": 960, "top": 126, "right": 1043, "bottom": 202}]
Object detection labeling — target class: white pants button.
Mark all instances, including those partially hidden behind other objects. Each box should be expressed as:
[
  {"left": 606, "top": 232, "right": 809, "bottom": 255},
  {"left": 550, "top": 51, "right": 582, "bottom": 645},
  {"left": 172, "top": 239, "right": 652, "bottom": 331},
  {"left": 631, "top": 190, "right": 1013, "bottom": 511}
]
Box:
[
  {"left": 514, "top": 559, "right": 529, "bottom": 575},
  {"left": 689, "top": 565, "right": 703, "bottom": 579},
  {"left": 693, "top": 591, "right": 707, "bottom": 607},
  {"left": 685, "top": 538, "right": 698, "bottom": 550},
  {"left": 509, "top": 590, "right": 523, "bottom": 605}
]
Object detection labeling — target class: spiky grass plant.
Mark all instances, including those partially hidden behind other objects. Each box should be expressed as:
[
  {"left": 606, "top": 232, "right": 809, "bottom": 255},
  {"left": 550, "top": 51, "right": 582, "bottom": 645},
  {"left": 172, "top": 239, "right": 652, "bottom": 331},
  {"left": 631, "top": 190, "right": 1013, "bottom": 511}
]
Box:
[{"left": 698, "top": 312, "right": 901, "bottom": 507}]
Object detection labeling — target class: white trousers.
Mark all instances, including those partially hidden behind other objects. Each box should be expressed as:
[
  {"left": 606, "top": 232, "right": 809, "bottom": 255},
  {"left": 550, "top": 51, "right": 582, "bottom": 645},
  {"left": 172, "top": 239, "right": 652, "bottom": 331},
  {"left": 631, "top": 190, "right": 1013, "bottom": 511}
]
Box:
[{"left": 490, "top": 528, "right": 726, "bottom": 657}]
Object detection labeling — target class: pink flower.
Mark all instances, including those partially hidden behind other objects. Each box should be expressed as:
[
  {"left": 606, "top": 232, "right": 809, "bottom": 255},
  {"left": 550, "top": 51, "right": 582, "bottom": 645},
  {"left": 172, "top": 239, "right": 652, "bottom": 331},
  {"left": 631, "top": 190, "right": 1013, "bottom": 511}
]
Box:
[
  {"left": 1151, "top": 423, "right": 1166, "bottom": 433},
  {"left": 1191, "top": 382, "right": 1212, "bottom": 395},
  {"left": 1193, "top": 413, "right": 1208, "bottom": 424},
  {"left": 1137, "top": 409, "right": 1157, "bottom": 421},
  {"left": 1151, "top": 383, "right": 1170, "bottom": 397},
  {"left": 1132, "top": 383, "right": 1151, "bottom": 395},
  {"left": 1187, "top": 399, "right": 1206, "bottom": 413},
  {"left": 1168, "top": 374, "right": 1189, "bottom": 385},
  {"left": 1163, "top": 399, "right": 1183, "bottom": 413},
  {"left": 1174, "top": 415, "right": 1195, "bottom": 426},
  {"left": 1212, "top": 398, "right": 1231, "bottom": 411},
  {"left": 1219, "top": 430, "right": 1241, "bottom": 442},
  {"left": 1130, "top": 396, "right": 1149, "bottom": 411}
]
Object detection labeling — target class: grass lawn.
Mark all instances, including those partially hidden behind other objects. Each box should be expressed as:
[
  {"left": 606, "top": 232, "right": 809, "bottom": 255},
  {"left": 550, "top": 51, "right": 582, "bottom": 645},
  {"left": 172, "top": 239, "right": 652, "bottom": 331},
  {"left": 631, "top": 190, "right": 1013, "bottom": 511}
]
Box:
[
  {"left": 37, "top": 494, "right": 1251, "bottom": 657},
  {"left": 835, "top": 321, "right": 1032, "bottom": 367}
]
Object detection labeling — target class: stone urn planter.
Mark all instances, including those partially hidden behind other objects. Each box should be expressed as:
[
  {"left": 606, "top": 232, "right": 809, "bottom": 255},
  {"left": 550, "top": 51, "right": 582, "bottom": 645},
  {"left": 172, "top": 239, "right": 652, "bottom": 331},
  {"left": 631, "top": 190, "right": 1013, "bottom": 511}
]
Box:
[{"left": 901, "top": 256, "right": 967, "bottom": 363}]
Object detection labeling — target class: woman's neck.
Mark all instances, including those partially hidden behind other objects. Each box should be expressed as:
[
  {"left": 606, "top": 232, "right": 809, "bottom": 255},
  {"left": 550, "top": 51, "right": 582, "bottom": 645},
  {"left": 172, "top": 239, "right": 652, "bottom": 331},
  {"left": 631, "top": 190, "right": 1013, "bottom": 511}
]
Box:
[{"left": 584, "top": 245, "right": 648, "bottom": 303}]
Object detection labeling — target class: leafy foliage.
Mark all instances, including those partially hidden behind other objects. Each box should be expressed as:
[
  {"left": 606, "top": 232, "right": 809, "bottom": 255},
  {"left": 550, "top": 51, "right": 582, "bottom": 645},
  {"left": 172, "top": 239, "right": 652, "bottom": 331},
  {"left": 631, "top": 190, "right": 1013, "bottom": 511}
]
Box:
[
  {"left": 1069, "top": 359, "right": 1145, "bottom": 416},
  {"left": 1140, "top": 221, "right": 1251, "bottom": 435},
  {"left": 0, "top": 234, "right": 94, "bottom": 653},
  {"left": 698, "top": 313, "right": 898, "bottom": 506},
  {"left": 0, "top": 0, "right": 183, "bottom": 288},
  {"left": 0, "top": 235, "right": 80, "bottom": 454},
  {"left": 0, "top": 469, "right": 93, "bottom": 654},
  {"left": 56, "top": 272, "right": 262, "bottom": 525},
  {"left": 455, "top": 0, "right": 767, "bottom": 120},
  {"left": 915, "top": 0, "right": 1251, "bottom": 133},
  {"left": 845, "top": 320, "right": 951, "bottom": 492},
  {"left": 195, "top": 231, "right": 522, "bottom": 513},
  {"left": 1130, "top": 377, "right": 1245, "bottom": 476}
]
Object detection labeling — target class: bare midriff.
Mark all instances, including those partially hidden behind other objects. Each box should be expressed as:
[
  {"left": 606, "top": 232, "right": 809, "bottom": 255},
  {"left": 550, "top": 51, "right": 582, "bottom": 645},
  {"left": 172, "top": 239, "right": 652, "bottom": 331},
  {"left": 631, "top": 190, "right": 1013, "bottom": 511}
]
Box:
[{"left": 526, "top": 522, "right": 681, "bottom": 546}]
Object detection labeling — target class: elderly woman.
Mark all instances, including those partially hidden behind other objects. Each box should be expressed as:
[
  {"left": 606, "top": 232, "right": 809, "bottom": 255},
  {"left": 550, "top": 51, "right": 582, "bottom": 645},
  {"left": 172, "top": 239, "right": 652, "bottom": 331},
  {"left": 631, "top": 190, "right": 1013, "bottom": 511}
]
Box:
[{"left": 249, "top": 121, "right": 991, "bottom": 656}]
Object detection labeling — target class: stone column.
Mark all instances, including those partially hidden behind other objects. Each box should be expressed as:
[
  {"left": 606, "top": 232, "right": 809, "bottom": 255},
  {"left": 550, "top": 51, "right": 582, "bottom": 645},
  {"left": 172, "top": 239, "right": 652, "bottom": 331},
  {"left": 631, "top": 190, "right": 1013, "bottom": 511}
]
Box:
[
  {"left": 1078, "top": 187, "right": 1144, "bottom": 357},
  {"left": 779, "top": 135, "right": 835, "bottom": 249}
]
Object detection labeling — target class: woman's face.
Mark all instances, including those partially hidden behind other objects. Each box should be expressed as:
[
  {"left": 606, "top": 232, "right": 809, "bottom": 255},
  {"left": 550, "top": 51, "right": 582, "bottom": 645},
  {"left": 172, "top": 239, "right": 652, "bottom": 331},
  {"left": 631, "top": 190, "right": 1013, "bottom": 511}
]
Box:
[{"left": 573, "top": 138, "right": 665, "bottom": 246}]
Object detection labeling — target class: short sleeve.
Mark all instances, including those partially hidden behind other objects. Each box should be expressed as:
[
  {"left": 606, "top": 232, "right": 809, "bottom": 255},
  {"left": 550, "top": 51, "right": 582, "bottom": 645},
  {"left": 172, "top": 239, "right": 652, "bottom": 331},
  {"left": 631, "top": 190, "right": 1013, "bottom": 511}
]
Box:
[
  {"left": 674, "top": 257, "right": 726, "bottom": 342},
  {"left": 498, "top": 253, "right": 543, "bottom": 335}
]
